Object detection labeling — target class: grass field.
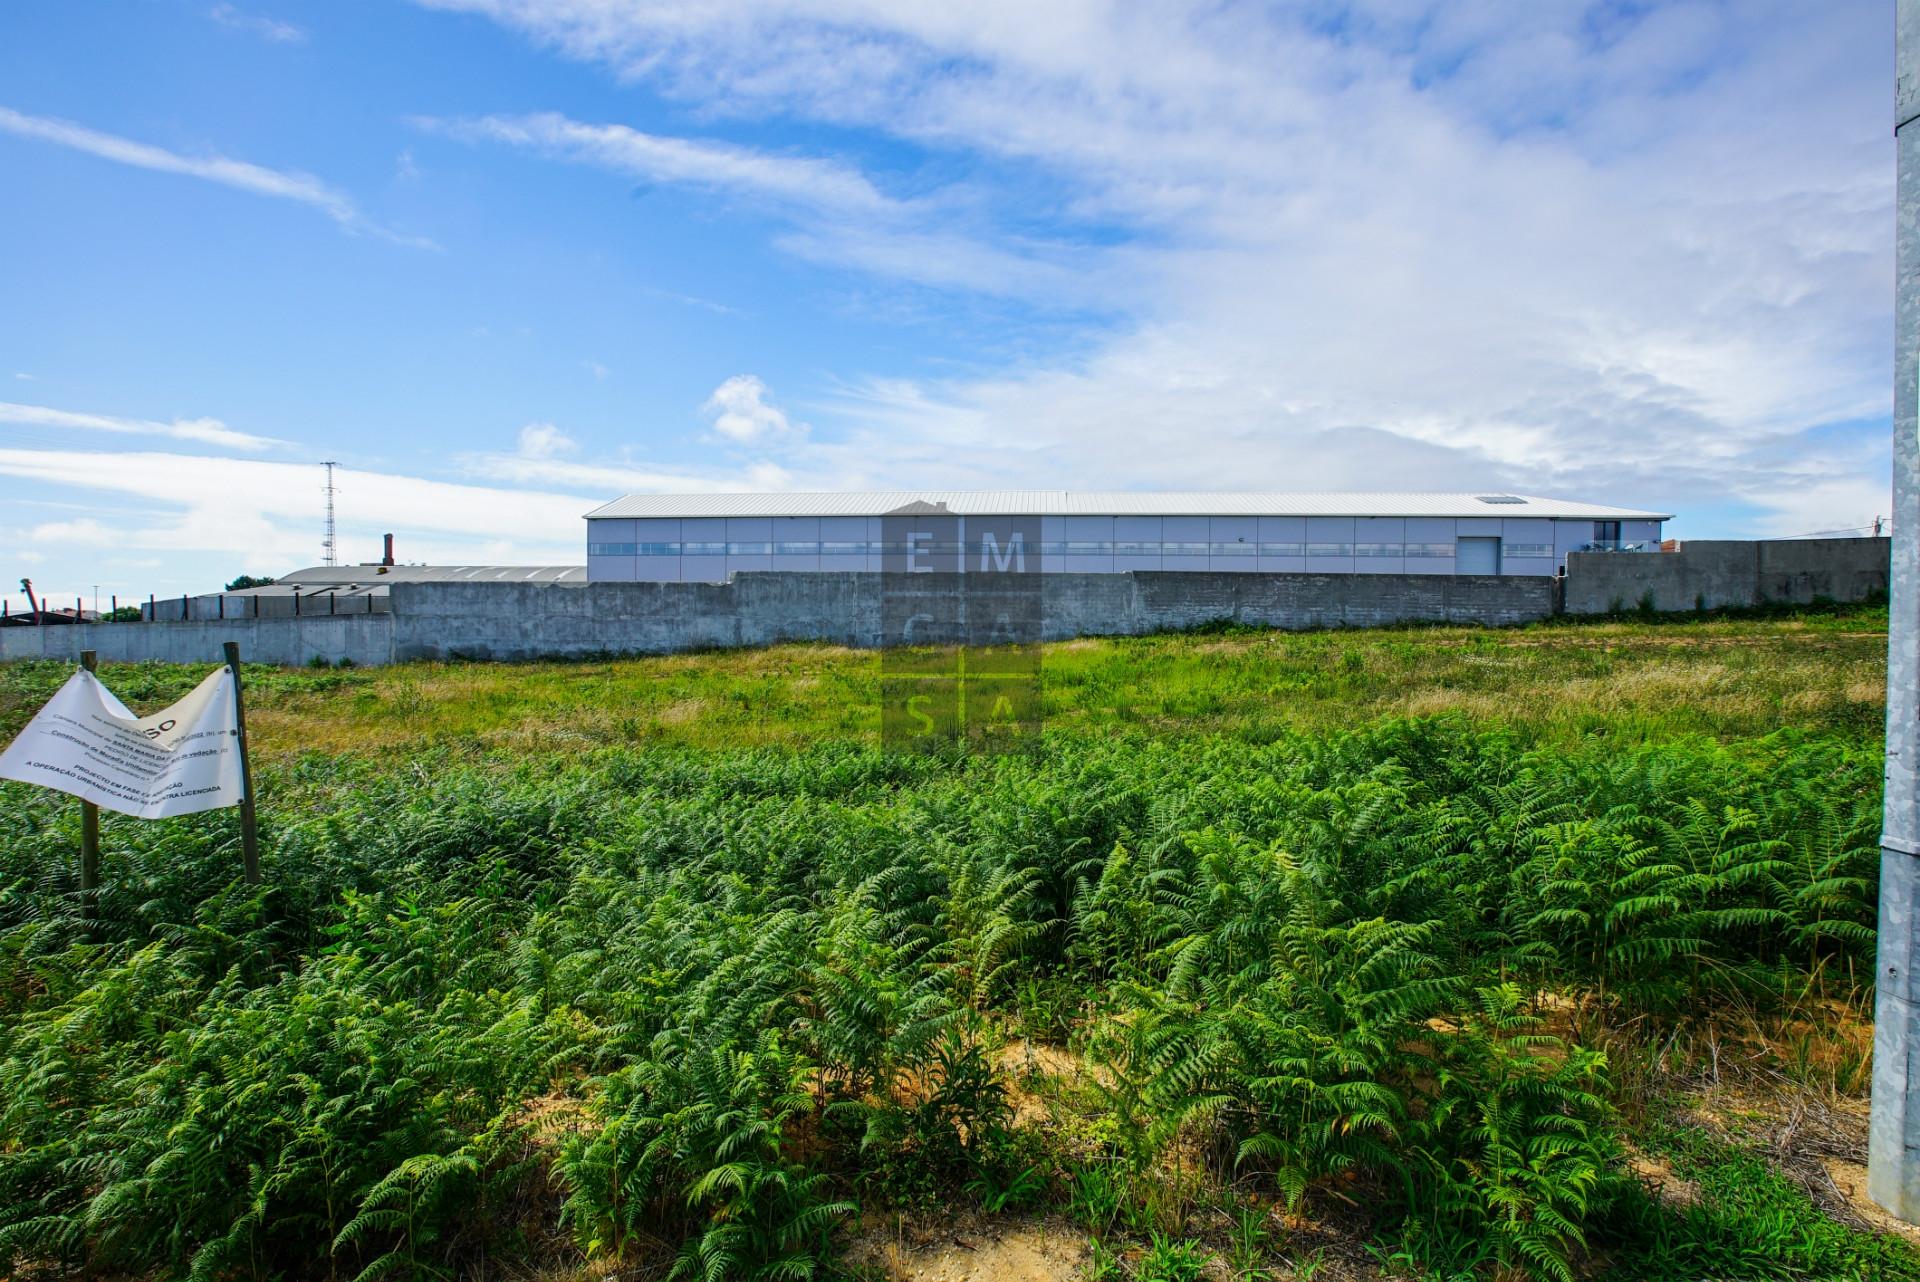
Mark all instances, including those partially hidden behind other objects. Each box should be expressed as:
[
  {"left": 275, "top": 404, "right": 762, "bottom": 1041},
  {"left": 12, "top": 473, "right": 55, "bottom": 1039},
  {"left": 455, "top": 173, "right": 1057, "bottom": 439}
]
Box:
[
  {"left": 0, "top": 605, "right": 1903, "bottom": 1282},
  {"left": 0, "top": 608, "right": 1888, "bottom": 758}
]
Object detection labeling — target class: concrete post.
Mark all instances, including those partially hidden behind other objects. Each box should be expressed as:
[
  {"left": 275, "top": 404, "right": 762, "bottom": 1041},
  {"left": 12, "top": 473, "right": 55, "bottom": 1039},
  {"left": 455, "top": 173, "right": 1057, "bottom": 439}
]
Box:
[{"left": 1871, "top": 0, "right": 1920, "bottom": 1221}]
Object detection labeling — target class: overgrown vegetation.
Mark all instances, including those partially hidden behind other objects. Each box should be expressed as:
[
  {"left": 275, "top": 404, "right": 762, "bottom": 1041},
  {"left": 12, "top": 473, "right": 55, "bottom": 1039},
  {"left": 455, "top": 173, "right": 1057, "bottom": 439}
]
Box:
[{"left": 0, "top": 607, "right": 1905, "bottom": 1280}]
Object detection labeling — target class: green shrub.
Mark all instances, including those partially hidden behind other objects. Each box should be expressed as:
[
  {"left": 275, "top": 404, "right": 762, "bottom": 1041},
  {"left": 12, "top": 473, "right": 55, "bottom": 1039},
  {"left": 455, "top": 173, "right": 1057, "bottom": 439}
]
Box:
[{"left": 0, "top": 710, "right": 1900, "bottom": 1280}]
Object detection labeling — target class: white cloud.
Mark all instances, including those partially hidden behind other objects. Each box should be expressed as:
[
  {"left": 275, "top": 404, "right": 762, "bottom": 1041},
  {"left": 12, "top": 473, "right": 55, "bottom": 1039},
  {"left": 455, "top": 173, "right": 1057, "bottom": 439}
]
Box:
[
  {"left": 516, "top": 421, "right": 576, "bottom": 459},
  {"left": 0, "top": 432, "right": 824, "bottom": 604},
  {"left": 13, "top": 372, "right": 32, "bottom": 381},
  {"left": 417, "top": 108, "right": 1104, "bottom": 301},
  {"left": 29, "top": 517, "right": 116, "bottom": 545},
  {"left": 640, "top": 285, "right": 740, "bottom": 316},
  {"left": 208, "top": 4, "right": 307, "bottom": 43},
  {"left": 703, "top": 374, "right": 801, "bottom": 443},
  {"left": 0, "top": 106, "right": 433, "bottom": 247},
  {"left": 463, "top": 452, "right": 785, "bottom": 493},
  {"left": 0, "top": 401, "right": 284, "bottom": 451},
  {"left": 0, "top": 448, "right": 589, "bottom": 572},
  {"left": 409, "top": 0, "right": 1892, "bottom": 537},
  {"left": 415, "top": 111, "right": 904, "bottom": 218},
  {"left": 583, "top": 359, "right": 610, "bottom": 380}
]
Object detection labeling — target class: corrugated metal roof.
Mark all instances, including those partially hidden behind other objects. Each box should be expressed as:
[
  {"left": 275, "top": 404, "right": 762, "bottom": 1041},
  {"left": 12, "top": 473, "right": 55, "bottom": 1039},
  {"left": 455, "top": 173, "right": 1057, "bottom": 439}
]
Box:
[
  {"left": 584, "top": 491, "right": 1671, "bottom": 520},
  {"left": 271, "top": 565, "right": 586, "bottom": 588}
]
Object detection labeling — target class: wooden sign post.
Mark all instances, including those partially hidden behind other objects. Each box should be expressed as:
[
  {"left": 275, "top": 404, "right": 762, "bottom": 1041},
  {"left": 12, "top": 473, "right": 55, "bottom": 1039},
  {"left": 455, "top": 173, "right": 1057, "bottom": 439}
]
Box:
[
  {"left": 79, "top": 650, "right": 100, "bottom": 930},
  {"left": 3, "top": 649, "right": 261, "bottom": 899},
  {"left": 222, "top": 641, "right": 261, "bottom": 885}
]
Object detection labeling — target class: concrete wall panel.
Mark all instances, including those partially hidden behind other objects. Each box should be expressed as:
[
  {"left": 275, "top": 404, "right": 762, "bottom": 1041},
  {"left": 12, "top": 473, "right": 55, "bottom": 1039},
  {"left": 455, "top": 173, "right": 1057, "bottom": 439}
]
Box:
[
  {"left": 1563, "top": 538, "right": 1888, "bottom": 614},
  {"left": 1, "top": 616, "right": 393, "bottom": 667},
  {"left": 12, "top": 539, "right": 1866, "bottom": 670}
]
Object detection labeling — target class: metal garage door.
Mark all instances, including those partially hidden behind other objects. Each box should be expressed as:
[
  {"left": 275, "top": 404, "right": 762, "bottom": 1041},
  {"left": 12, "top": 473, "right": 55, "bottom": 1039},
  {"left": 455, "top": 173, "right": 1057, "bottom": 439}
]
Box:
[{"left": 1456, "top": 537, "right": 1500, "bottom": 574}]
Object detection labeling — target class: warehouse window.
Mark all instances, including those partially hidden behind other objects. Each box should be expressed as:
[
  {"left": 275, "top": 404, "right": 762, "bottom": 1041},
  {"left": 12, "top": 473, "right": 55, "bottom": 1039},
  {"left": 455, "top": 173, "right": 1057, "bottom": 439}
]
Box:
[
  {"left": 1259, "top": 542, "right": 1305, "bottom": 557},
  {"left": 1066, "top": 540, "right": 1110, "bottom": 555},
  {"left": 1113, "top": 541, "right": 1156, "bottom": 557},
  {"left": 1405, "top": 543, "right": 1454, "bottom": 558},
  {"left": 587, "top": 542, "right": 637, "bottom": 556},
  {"left": 1164, "top": 541, "right": 1210, "bottom": 556},
  {"left": 1353, "top": 543, "right": 1403, "bottom": 557},
  {"left": 1504, "top": 543, "right": 1552, "bottom": 558},
  {"left": 821, "top": 541, "right": 866, "bottom": 556},
  {"left": 1306, "top": 542, "right": 1351, "bottom": 557},
  {"left": 683, "top": 541, "right": 728, "bottom": 556},
  {"left": 1210, "top": 541, "right": 1257, "bottom": 556},
  {"left": 775, "top": 542, "right": 818, "bottom": 555},
  {"left": 636, "top": 542, "right": 679, "bottom": 556},
  {"left": 727, "top": 541, "right": 773, "bottom": 556}
]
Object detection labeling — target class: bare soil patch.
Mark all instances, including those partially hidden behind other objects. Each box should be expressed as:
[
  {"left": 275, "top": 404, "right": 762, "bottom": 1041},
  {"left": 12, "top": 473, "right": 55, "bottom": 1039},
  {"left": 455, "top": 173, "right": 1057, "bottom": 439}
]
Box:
[{"left": 844, "top": 1217, "right": 1087, "bottom": 1282}]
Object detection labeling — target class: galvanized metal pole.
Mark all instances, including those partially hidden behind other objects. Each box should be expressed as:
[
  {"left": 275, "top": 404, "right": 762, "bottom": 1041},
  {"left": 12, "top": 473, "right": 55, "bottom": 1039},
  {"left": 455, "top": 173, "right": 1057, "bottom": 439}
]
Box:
[
  {"left": 78, "top": 650, "right": 99, "bottom": 932},
  {"left": 1872, "top": 0, "right": 1920, "bottom": 1221}
]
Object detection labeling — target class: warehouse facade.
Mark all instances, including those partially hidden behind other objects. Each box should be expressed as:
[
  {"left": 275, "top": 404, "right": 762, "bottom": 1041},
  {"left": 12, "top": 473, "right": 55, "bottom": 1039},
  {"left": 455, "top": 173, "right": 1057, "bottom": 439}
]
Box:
[{"left": 583, "top": 491, "right": 1668, "bottom": 583}]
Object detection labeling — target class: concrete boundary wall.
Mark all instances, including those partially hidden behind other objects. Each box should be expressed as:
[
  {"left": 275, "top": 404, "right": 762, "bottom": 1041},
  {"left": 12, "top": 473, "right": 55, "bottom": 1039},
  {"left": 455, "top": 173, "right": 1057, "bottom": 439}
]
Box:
[
  {"left": 0, "top": 540, "right": 1887, "bottom": 668},
  {"left": 0, "top": 615, "right": 394, "bottom": 667},
  {"left": 1563, "top": 537, "right": 1889, "bottom": 614},
  {"left": 388, "top": 570, "right": 1555, "bottom": 662}
]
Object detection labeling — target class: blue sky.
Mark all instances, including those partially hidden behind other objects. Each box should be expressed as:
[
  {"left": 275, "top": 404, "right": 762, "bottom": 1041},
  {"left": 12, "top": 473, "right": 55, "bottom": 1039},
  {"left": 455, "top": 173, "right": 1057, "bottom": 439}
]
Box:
[{"left": 0, "top": 0, "right": 1894, "bottom": 607}]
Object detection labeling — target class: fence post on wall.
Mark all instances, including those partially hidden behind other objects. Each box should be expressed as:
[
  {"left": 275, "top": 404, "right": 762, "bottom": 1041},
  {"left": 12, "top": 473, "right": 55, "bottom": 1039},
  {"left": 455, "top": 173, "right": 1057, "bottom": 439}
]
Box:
[
  {"left": 78, "top": 650, "right": 100, "bottom": 933},
  {"left": 222, "top": 641, "right": 260, "bottom": 886}
]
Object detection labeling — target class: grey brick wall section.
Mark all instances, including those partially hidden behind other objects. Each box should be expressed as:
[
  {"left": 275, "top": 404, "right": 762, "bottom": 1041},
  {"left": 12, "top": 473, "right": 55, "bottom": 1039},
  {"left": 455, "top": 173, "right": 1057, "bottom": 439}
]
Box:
[
  {"left": 0, "top": 615, "right": 394, "bottom": 667},
  {"left": 1562, "top": 537, "right": 1889, "bottom": 614},
  {"left": 386, "top": 570, "right": 1555, "bottom": 662}
]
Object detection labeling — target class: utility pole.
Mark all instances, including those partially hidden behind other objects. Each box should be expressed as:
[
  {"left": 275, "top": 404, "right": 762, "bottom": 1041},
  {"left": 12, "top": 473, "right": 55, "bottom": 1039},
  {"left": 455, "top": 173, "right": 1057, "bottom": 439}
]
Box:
[
  {"left": 1872, "top": 0, "right": 1920, "bottom": 1222},
  {"left": 321, "top": 461, "right": 340, "bottom": 567}
]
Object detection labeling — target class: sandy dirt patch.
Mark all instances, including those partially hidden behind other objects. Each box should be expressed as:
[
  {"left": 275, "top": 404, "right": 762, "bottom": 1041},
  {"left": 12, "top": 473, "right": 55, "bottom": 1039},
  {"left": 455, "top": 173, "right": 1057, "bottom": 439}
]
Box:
[
  {"left": 846, "top": 1220, "right": 1088, "bottom": 1282},
  {"left": 1819, "top": 1158, "right": 1920, "bottom": 1246}
]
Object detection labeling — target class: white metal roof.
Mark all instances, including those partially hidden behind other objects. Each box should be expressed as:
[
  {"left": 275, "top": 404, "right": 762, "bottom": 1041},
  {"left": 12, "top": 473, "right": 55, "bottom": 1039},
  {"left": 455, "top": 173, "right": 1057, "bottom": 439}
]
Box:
[
  {"left": 585, "top": 491, "right": 1671, "bottom": 520},
  {"left": 275, "top": 565, "right": 586, "bottom": 586}
]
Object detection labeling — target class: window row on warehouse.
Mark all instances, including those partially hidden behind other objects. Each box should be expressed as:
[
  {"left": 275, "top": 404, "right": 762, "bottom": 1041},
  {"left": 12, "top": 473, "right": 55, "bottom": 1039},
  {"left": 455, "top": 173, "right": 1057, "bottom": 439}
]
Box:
[{"left": 585, "top": 538, "right": 1563, "bottom": 559}]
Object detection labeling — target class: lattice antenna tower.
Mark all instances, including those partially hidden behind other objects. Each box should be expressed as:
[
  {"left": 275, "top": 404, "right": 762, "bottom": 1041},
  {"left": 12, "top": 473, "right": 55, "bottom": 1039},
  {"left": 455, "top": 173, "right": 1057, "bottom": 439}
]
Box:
[{"left": 321, "top": 461, "right": 340, "bottom": 566}]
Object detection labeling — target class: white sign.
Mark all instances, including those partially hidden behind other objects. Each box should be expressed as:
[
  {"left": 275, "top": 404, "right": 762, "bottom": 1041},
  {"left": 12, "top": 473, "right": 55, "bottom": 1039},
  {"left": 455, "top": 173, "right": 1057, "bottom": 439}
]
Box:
[{"left": 0, "top": 668, "right": 245, "bottom": 818}]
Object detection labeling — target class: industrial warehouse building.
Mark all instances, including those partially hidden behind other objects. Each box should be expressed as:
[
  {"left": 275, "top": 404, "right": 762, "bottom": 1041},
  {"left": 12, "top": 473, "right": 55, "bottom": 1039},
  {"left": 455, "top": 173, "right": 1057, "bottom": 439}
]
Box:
[
  {"left": 583, "top": 491, "right": 1668, "bottom": 583},
  {"left": 13, "top": 491, "right": 1892, "bottom": 669}
]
